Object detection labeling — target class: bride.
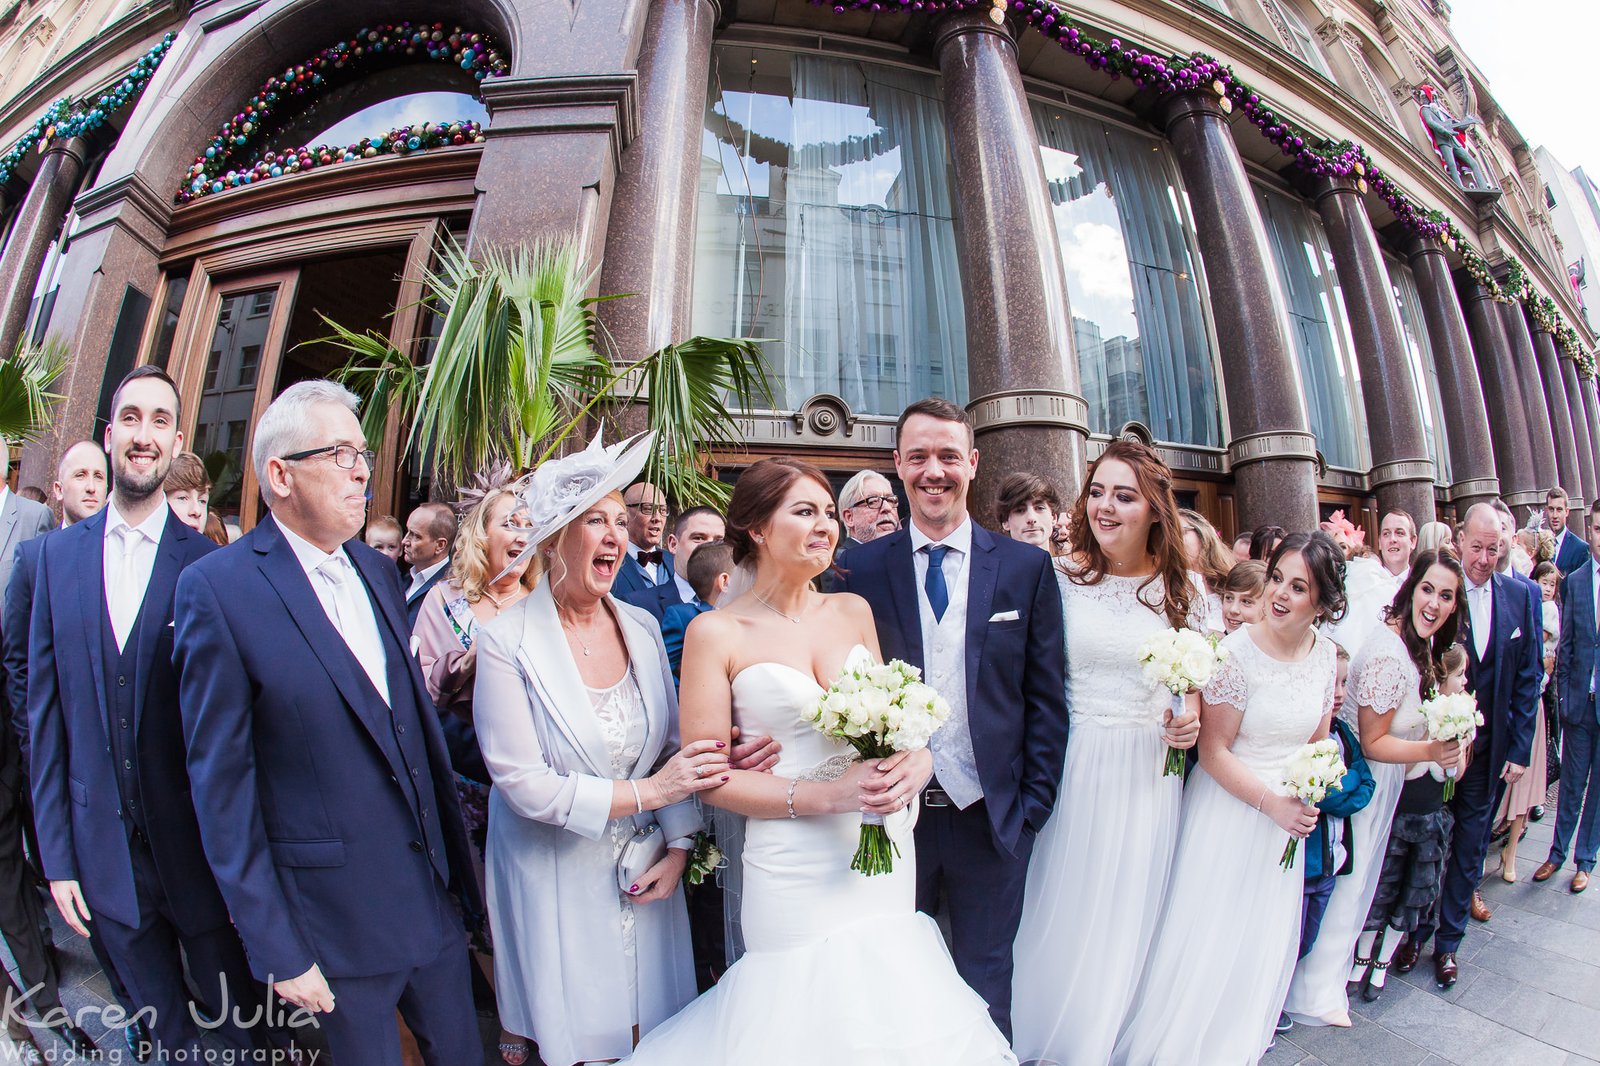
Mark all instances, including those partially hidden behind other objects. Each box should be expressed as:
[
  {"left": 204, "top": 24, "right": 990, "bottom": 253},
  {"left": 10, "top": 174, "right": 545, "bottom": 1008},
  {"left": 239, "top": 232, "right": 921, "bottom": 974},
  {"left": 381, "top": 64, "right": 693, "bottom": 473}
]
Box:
[{"left": 624, "top": 457, "right": 1017, "bottom": 1065}]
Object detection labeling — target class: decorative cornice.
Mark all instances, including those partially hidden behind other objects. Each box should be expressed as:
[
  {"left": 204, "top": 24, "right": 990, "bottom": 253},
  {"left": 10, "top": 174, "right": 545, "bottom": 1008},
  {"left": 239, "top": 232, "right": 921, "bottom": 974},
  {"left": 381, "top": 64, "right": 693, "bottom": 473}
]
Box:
[
  {"left": 479, "top": 73, "right": 640, "bottom": 152},
  {"left": 1227, "top": 431, "right": 1320, "bottom": 468},
  {"left": 966, "top": 389, "right": 1090, "bottom": 435},
  {"left": 1502, "top": 489, "right": 1544, "bottom": 508},
  {"left": 1369, "top": 457, "right": 1436, "bottom": 488}
]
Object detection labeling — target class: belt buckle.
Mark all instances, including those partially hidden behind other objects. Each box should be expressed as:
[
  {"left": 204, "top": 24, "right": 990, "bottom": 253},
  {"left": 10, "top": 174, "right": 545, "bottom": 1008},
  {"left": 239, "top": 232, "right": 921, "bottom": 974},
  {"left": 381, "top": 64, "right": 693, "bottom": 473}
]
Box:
[{"left": 923, "top": 787, "right": 951, "bottom": 808}]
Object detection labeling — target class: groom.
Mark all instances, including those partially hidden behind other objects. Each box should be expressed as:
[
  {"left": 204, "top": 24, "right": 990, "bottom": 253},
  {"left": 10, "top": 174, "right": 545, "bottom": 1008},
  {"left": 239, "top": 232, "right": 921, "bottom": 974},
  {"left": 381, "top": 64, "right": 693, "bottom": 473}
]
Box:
[{"left": 838, "top": 398, "right": 1070, "bottom": 1038}]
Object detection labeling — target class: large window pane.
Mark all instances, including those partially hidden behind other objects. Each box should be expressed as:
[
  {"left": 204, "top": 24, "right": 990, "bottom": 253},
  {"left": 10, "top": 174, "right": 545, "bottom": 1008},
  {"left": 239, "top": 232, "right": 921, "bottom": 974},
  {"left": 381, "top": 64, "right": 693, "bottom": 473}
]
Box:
[
  {"left": 692, "top": 47, "right": 965, "bottom": 416},
  {"left": 1256, "top": 186, "right": 1366, "bottom": 469},
  {"left": 1033, "top": 104, "right": 1222, "bottom": 447},
  {"left": 1387, "top": 256, "right": 1452, "bottom": 483}
]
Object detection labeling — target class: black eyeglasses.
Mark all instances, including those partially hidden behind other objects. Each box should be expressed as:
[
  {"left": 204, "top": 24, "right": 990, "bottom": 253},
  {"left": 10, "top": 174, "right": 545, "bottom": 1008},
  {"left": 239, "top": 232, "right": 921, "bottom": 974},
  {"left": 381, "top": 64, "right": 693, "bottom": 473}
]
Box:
[
  {"left": 845, "top": 494, "right": 895, "bottom": 511},
  {"left": 627, "top": 503, "right": 670, "bottom": 517},
  {"left": 280, "top": 444, "right": 376, "bottom": 471}
]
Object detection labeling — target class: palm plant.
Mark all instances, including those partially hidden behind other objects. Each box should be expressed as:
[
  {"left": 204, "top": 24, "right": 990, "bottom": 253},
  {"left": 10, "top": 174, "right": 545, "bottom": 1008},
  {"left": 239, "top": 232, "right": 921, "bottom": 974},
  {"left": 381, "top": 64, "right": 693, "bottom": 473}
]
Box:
[
  {"left": 0, "top": 337, "right": 68, "bottom": 444},
  {"left": 323, "top": 236, "right": 770, "bottom": 507}
]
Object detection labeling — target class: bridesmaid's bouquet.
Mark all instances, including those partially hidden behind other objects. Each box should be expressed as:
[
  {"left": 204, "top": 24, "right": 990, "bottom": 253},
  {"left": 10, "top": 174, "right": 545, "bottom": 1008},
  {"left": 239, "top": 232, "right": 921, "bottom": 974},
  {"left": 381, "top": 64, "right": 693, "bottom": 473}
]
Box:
[
  {"left": 1419, "top": 691, "right": 1483, "bottom": 801},
  {"left": 1135, "top": 628, "right": 1227, "bottom": 777},
  {"left": 802, "top": 659, "right": 951, "bottom": 876},
  {"left": 1278, "top": 739, "right": 1347, "bottom": 869}
]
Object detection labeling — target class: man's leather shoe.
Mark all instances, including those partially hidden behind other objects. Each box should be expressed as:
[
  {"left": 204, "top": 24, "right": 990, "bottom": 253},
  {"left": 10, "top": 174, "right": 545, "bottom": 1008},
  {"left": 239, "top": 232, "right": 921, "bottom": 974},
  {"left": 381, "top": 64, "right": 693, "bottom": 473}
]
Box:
[
  {"left": 1470, "top": 891, "right": 1493, "bottom": 922},
  {"left": 126, "top": 1018, "right": 152, "bottom": 1063},
  {"left": 1434, "top": 951, "right": 1459, "bottom": 988},
  {"left": 53, "top": 1022, "right": 97, "bottom": 1057},
  {"left": 1533, "top": 860, "right": 1560, "bottom": 882},
  {"left": 1574, "top": 870, "right": 1591, "bottom": 894},
  {"left": 1393, "top": 936, "right": 1420, "bottom": 974}
]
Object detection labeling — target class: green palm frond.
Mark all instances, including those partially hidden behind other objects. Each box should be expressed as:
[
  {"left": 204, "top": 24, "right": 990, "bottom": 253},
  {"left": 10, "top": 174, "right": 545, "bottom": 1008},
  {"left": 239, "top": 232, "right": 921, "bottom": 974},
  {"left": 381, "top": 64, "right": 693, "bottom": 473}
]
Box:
[
  {"left": 0, "top": 337, "right": 69, "bottom": 443},
  {"left": 315, "top": 316, "right": 421, "bottom": 448}
]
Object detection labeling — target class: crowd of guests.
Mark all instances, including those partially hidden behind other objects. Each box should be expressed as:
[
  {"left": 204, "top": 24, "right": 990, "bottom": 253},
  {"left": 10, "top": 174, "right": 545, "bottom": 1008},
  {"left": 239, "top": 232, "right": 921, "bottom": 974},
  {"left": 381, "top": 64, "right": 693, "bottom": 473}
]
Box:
[{"left": 0, "top": 369, "right": 1594, "bottom": 1066}]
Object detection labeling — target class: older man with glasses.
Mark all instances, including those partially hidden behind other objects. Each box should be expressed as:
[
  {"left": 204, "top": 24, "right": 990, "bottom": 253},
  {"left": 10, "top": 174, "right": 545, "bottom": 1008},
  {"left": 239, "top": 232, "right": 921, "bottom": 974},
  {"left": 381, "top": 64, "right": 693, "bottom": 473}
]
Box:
[
  {"left": 838, "top": 470, "right": 901, "bottom": 549},
  {"left": 614, "top": 481, "right": 673, "bottom": 599}
]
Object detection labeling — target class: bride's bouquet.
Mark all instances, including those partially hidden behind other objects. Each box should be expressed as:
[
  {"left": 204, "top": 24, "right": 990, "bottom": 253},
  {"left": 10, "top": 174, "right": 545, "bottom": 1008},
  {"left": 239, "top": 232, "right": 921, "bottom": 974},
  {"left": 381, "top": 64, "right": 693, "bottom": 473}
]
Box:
[
  {"left": 1279, "top": 739, "right": 1347, "bottom": 869},
  {"left": 802, "top": 659, "right": 951, "bottom": 876},
  {"left": 1419, "top": 690, "right": 1483, "bottom": 801},
  {"left": 1135, "top": 628, "right": 1227, "bottom": 777}
]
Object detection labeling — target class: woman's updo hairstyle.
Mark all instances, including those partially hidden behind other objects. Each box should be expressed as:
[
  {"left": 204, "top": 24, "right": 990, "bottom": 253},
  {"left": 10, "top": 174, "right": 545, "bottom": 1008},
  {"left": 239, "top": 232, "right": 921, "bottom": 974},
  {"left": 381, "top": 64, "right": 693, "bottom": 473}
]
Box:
[
  {"left": 725, "top": 457, "right": 835, "bottom": 566},
  {"left": 1265, "top": 530, "right": 1349, "bottom": 625}
]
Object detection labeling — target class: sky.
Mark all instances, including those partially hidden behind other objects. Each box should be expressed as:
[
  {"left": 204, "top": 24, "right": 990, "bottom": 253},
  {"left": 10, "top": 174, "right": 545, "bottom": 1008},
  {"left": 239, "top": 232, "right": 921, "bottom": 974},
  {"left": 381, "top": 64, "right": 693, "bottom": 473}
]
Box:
[{"left": 1448, "top": 1, "right": 1600, "bottom": 177}]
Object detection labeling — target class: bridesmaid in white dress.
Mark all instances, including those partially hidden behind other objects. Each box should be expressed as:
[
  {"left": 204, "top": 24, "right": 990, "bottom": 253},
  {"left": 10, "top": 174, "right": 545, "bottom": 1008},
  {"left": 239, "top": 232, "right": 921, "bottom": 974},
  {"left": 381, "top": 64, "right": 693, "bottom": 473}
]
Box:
[
  {"left": 627, "top": 457, "right": 1016, "bottom": 1065},
  {"left": 1284, "top": 549, "right": 1465, "bottom": 1025},
  {"left": 1011, "top": 441, "right": 1207, "bottom": 1066},
  {"left": 1114, "top": 532, "right": 1344, "bottom": 1065}
]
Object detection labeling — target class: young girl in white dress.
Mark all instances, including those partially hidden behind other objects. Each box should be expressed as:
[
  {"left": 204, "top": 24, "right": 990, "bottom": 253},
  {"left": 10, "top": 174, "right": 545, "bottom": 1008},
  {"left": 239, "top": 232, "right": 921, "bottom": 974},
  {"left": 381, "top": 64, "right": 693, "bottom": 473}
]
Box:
[
  {"left": 1011, "top": 441, "right": 1208, "bottom": 1066},
  {"left": 1285, "top": 549, "right": 1466, "bottom": 1025},
  {"left": 1113, "top": 531, "right": 1345, "bottom": 1065}
]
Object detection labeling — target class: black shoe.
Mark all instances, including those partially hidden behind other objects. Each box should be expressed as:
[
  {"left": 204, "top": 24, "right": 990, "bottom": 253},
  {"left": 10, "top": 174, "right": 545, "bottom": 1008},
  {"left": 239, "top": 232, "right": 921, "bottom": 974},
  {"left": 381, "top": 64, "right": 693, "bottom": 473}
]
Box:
[
  {"left": 1275, "top": 1011, "right": 1293, "bottom": 1033},
  {"left": 1531, "top": 805, "right": 1546, "bottom": 822},
  {"left": 53, "top": 1022, "right": 98, "bottom": 1057},
  {"left": 125, "top": 1019, "right": 152, "bottom": 1063},
  {"left": 1362, "top": 960, "right": 1391, "bottom": 1002}
]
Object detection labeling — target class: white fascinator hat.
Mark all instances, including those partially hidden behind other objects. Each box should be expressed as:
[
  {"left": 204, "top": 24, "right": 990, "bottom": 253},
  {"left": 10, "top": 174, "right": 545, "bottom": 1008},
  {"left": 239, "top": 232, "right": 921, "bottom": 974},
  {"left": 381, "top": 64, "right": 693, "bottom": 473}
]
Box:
[{"left": 493, "top": 428, "right": 656, "bottom": 581}]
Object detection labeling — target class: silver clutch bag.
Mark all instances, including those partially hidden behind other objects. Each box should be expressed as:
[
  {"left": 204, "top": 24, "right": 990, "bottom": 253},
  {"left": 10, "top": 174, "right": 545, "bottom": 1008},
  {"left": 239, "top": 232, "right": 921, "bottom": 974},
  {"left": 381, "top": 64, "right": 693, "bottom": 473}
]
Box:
[{"left": 617, "top": 822, "right": 668, "bottom": 895}]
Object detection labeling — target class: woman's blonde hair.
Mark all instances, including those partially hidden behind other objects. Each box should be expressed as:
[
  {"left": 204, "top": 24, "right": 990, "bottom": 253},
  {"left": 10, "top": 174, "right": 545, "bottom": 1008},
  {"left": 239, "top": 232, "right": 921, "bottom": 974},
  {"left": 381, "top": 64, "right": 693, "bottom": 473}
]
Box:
[
  {"left": 452, "top": 487, "right": 539, "bottom": 603},
  {"left": 538, "top": 490, "right": 628, "bottom": 594},
  {"left": 1178, "top": 508, "right": 1234, "bottom": 595}
]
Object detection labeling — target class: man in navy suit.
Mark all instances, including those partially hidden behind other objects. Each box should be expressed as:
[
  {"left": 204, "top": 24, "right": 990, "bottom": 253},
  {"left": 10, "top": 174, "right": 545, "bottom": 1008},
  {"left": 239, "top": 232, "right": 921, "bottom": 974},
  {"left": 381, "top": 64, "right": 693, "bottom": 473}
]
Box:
[
  {"left": 836, "top": 398, "right": 1070, "bottom": 1038},
  {"left": 1543, "top": 488, "right": 1590, "bottom": 575},
  {"left": 174, "top": 380, "right": 480, "bottom": 1066},
  {"left": 28, "top": 369, "right": 259, "bottom": 1058},
  {"left": 622, "top": 505, "right": 724, "bottom": 623},
  {"left": 1411, "top": 504, "right": 1540, "bottom": 987},
  {"left": 400, "top": 502, "right": 454, "bottom": 627},
  {"left": 613, "top": 480, "right": 673, "bottom": 599},
  {"left": 1535, "top": 498, "right": 1600, "bottom": 892}
]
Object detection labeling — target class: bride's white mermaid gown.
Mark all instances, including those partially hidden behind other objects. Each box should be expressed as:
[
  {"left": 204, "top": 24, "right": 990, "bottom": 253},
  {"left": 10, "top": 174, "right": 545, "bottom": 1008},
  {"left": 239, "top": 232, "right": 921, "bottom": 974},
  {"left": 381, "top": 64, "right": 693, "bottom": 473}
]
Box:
[{"left": 624, "top": 646, "right": 1017, "bottom": 1064}]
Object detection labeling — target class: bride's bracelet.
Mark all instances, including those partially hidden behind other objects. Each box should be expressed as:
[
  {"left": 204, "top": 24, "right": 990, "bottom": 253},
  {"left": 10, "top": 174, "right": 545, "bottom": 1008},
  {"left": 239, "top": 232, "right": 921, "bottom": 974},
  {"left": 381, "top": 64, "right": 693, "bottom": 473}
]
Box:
[
  {"left": 1254, "top": 785, "right": 1268, "bottom": 812},
  {"left": 786, "top": 779, "right": 799, "bottom": 820}
]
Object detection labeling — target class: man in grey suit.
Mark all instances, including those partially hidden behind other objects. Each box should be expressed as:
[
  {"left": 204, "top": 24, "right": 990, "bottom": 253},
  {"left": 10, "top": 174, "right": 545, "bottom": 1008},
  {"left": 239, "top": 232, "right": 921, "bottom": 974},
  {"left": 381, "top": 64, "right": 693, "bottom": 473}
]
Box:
[{"left": 0, "top": 438, "right": 54, "bottom": 590}]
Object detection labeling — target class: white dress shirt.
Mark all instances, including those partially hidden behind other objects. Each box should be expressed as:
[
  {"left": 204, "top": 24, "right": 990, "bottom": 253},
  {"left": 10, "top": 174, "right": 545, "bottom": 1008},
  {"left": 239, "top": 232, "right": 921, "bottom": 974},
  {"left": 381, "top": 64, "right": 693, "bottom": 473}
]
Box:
[
  {"left": 908, "top": 516, "right": 972, "bottom": 597},
  {"left": 281, "top": 523, "right": 391, "bottom": 706},
  {"left": 1463, "top": 574, "right": 1492, "bottom": 662},
  {"left": 102, "top": 499, "right": 168, "bottom": 652},
  {"left": 672, "top": 572, "right": 695, "bottom": 605},
  {"left": 406, "top": 555, "right": 449, "bottom": 600}
]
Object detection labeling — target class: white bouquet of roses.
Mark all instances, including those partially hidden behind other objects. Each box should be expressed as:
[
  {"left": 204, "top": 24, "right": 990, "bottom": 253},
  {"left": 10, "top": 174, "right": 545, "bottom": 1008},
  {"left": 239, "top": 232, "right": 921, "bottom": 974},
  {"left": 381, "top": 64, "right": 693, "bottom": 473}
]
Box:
[
  {"left": 1418, "top": 691, "right": 1482, "bottom": 801},
  {"left": 802, "top": 658, "right": 951, "bottom": 876},
  {"left": 1135, "top": 628, "right": 1227, "bottom": 777},
  {"left": 1278, "top": 739, "right": 1347, "bottom": 869}
]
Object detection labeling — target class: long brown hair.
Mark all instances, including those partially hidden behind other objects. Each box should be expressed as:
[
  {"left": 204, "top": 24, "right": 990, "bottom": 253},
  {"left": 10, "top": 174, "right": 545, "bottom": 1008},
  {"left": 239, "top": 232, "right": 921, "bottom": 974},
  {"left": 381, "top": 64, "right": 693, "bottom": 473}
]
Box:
[
  {"left": 726, "top": 457, "right": 835, "bottom": 567},
  {"left": 1383, "top": 547, "right": 1465, "bottom": 699},
  {"left": 1179, "top": 508, "right": 1233, "bottom": 595},
  {"left": 1064, "top": 440, "right": 1193, "bottom": 628}
]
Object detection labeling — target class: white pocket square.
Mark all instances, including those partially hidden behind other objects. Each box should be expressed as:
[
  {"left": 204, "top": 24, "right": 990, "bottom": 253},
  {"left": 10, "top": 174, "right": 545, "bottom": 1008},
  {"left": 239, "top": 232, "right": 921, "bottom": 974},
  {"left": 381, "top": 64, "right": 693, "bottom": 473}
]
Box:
[
  {"left": 167, "top": 620, "right": 174, "bottom": 628},
  {"left": 1510, "top": 627, "right": 1521, "bottom": 640},
  {"left": 989, "top": 610, "right": 1020, "bottom": 622},
  {"left": 409, "top": 635, "right": 422, "bottom": 656}
]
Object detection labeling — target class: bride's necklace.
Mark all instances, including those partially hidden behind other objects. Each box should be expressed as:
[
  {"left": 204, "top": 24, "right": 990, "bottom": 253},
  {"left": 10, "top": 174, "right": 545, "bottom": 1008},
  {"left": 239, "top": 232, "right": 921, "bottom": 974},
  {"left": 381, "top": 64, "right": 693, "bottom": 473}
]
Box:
[{"left": 755, "top": 591, "right": 806, "bottom": 624}]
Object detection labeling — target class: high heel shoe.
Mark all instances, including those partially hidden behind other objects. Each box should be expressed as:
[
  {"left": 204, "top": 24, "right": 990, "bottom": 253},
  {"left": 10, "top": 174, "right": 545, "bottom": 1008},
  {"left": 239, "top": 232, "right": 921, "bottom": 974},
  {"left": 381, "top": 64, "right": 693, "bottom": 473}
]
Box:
[
  {"left": 1362, "top": 959, "right": 1391, "bottom": 1002},
  {"left": 1346, "top": 952, "right": 1372, "bottom": 998}
]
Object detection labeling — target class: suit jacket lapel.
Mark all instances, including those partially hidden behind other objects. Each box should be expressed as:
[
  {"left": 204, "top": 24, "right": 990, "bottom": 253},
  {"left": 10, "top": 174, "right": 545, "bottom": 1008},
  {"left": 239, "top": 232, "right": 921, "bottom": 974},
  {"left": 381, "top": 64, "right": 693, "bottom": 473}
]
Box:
[
  {"left": 254, "top": 517, "right": 397, "bottom": 756},
  {"left": 69, "top": 512, "right": 110, "bottom": 736},
  {"left": 515, "top": 583, "right": 611, "bottom": 777},
  {"left": 964, "top": 527, "right": 999, "bottom": 709},
  {"left": 883, "top": 531, "right": 924, "bottom": 670},
  {"left": 132, "top": 514, "right": 187, "bottom": 732},
  {"left": 352, "top": 545, "right": 415, "bottom": 659},
  {"left": 0, "top": 494, "right": 17, "bottom": 564}
]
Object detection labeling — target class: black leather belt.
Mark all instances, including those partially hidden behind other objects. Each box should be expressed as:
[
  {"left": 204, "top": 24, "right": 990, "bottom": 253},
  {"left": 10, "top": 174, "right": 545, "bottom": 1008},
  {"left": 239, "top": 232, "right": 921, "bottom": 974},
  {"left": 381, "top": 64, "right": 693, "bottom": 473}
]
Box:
[{"left": 922, "top": 785, "right": 952, "bottom": 808}]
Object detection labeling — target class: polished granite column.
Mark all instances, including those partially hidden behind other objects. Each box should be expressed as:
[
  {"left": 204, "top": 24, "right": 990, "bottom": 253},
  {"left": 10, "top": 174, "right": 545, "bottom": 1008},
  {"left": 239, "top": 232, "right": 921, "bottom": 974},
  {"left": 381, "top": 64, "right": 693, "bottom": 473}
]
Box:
[
  {"left": 1584, "top": 379, "right": 1600, "bottom": 511},
  {"left": 1557, "top": 344, "right": 1595, "bottom": 531},
  {"left": 1529, "top": 316, "right": 1583, "bottom": 524},
  {"left": 1501, "top": 300, "right": 1561, "bottom": 499},
  {"left": 1161, "top": 91, "right": 1316, "bottom": 530},
  {"left": 934, "top": 13, "right": 1085, "bottom": 516},
  {"left": 1404, "top": 238, "right": 1498, "bottom": 512},
  {"left": 0, "top": 136, "right": 89, "bottom": 359},
  {"left": 597, "top": 0, "right": 718, "bottom": 359},
  {"left": 1458, "top": 274, "right": 1538, "bottom": 515},
  {"left": 1311, "top": 177, "right": 1434, "bottom": 523}
]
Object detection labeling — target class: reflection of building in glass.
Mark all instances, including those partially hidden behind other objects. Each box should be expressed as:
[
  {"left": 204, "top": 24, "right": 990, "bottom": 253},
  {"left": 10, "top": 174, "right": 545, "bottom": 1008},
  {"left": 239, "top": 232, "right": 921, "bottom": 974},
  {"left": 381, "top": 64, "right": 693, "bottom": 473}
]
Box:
[{"left": 1074, "top": 316, "right": 1149, "bottom": 434}]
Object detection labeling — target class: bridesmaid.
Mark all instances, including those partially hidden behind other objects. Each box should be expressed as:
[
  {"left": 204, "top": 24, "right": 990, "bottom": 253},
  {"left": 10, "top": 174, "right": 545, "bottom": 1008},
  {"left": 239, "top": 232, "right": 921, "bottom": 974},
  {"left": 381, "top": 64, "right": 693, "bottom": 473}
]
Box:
[
  {"left": 1283, "top": 549, "right": 1464, "bottom": 1026},
  {"left": 1114, "top": 532, "right": 1343, "bottom": 1065},
  {"left": 1011, "top": 441, "right": 1205, "bottom": 1066}
]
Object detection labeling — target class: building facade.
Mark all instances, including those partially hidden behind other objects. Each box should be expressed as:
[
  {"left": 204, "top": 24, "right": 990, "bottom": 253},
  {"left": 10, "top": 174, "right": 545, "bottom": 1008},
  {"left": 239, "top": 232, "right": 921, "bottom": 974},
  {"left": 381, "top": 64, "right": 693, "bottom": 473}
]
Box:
[{"left": 2, "top": 0, "right": 1596, "bottom": 538}]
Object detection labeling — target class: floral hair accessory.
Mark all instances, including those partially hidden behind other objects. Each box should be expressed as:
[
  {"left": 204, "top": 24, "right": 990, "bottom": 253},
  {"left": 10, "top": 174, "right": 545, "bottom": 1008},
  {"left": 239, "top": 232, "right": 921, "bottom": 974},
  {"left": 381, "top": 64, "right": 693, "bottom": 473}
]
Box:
[{"left": 1319, "top": 510, "right": 1364, "bottom": 548}]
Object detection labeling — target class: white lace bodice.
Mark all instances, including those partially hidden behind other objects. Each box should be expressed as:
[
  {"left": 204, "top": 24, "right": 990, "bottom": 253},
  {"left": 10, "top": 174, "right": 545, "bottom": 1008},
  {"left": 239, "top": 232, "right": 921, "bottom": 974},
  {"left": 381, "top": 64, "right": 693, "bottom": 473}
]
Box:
[
  {"left": 1203, "top": 626, "right": 1337, "bottom": 784},
  {"left": 1345, "top": 624, "right": 1427, "bottom": 743},
  {"left": 1059, "top": 568, "right": 1213, "bottom": 727},
  {"left": 589, "top": 667, "right": 647, "bottom": 780}
]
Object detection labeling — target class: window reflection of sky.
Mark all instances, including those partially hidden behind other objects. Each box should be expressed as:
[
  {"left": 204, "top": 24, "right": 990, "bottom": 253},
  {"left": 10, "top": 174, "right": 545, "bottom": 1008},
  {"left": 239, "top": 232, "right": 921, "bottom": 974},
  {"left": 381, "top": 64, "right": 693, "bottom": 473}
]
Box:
[
  {"left": 304, "top": 92, "right": 489, "bottom": 148},
  {"left": 1042, "top": 144, "right": 1138, "bottom": 337},
  {"left": 708, "top": 91, "right": 903, "bottom": 208}
]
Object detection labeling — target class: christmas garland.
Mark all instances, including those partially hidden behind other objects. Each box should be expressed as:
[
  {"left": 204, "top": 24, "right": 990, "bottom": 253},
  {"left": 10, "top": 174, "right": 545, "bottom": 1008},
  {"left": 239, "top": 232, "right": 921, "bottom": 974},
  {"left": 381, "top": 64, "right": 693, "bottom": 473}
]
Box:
[
  {"left": 0, "top": 33, "right": 174, "bottom": 186},
  {"left": 816, "top": 0, "right": 1595, "bottom": 376},
  {"left": 177, "top": 22, "right": 506, "bottom": 203}
]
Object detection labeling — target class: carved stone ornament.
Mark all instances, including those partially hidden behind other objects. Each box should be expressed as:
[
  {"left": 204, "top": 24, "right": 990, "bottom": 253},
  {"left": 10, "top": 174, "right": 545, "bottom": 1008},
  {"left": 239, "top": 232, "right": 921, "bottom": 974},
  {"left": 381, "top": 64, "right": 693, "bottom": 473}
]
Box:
[{"left": 790, "top": 394, "right": 859, "bottom": 439}]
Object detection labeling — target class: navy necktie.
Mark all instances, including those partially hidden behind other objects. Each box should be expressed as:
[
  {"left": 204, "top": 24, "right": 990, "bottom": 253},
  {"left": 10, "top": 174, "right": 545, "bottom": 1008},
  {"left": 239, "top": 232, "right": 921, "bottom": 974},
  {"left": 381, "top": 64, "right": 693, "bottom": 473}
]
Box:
[{"left": 924, "top": 544, "right": 951, "bottom": 622}]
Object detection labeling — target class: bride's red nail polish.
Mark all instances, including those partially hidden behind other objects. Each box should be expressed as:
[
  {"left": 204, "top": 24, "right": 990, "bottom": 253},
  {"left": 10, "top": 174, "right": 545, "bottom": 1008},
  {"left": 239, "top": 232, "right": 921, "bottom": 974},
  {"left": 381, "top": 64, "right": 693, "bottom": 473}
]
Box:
[{"left": 716, "top": 741, "right": 726, "bottom": 748}]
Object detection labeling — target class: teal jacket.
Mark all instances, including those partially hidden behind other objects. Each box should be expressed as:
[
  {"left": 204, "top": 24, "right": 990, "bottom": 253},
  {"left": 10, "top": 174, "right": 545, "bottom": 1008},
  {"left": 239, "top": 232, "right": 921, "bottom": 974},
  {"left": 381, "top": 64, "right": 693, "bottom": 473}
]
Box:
[{"left": 1305, "top": 716, "right": 1376, "bottom": 881}]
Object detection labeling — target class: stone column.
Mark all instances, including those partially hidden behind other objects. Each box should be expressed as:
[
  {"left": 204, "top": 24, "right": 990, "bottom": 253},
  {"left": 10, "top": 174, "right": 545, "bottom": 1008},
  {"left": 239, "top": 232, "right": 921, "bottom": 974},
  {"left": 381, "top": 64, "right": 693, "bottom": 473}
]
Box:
[
  {"left": 934, "top": 13, "right": 1085, "bottom": 518},
  {"left": 1160, "top": 91, "right": 1316, "bottom": 530},
  {"left": 1457, "top": 275, "right": 1538, "bottom": 515},
  {"left": 1501, "top": 300, "right": 1560, "bottom": 499},
  {"left": 596, "top": 0, "right": 718, "bottom": 359},
  {"left": 1557, "top": 346, "right": 1596, "bottom": 531},
  {"left": 0, "top": 136, "right": 89, "bottom": 360},
  {"left": 1404, "top": 238, "right": 1497, "bottom": 512},
  {"left": 1585, "top": 378, "right": 1600, "bottom": 513},
  {"left": 1529, "top": 317, "right": 1583, "bottom": 524},
  {"left": 1310, "top": 177, "right": 1434, "bottom": 523}
]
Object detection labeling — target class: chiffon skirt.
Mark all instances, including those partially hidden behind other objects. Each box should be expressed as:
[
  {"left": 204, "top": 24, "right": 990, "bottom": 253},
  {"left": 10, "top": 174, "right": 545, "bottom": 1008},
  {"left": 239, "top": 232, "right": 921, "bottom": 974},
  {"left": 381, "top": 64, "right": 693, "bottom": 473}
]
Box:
[
  {"left": 1012, "top": 719, "right": 1182, "bottom": 1066},
  {"left": 1497, "top": 709, "right": 1549, "bottom": 821},
  {"left": 1283, "top": 759, "right": 1405, "bottom": 1026},
  {"left": 1112, "top": 768, "right": 1303, "bottom": 1066}
]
